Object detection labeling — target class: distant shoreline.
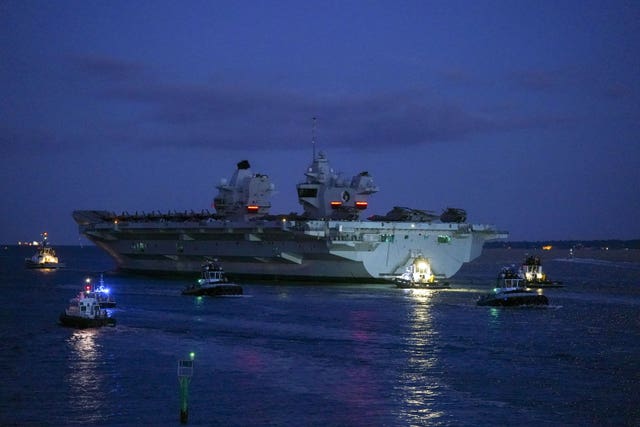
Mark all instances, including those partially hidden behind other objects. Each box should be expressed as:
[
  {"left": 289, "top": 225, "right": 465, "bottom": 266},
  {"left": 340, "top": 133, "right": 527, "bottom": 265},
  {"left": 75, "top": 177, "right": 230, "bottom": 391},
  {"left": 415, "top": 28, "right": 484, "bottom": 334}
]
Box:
[
  {"left": 480, "top": 246, "right": 640, "bottom": 264},
  {"left": 486, "top": 239, "right": 640, "bottom": 250}
]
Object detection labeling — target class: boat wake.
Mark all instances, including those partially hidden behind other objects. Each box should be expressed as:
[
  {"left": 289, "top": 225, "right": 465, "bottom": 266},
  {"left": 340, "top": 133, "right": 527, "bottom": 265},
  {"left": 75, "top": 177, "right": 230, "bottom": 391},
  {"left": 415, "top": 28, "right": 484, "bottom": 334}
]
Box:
[
  {"left": 477, "top": 304, "right": 554, "bottom": 310},
  {"left": 554, "top": 257, "right": 640, "bottom": 271}
]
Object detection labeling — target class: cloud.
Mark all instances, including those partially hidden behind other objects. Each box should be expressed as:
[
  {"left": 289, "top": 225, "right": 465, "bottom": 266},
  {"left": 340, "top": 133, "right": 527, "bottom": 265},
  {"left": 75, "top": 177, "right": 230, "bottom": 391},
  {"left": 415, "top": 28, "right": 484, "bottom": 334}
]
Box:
[
  {"left": 132, "top": 86, "right": 578, "bottom": 151},
  {"left": 70, "top": 54, "right": 149, "bottom": 82},
  {"left": 508, "top": 69, "right": 560, "bottom": 92},
  {"left": 508, "top": 66, "right": 639, "bottom": 103},
  {"left": 437, "top": 68, "right": 479, "bottom": 86},
  {"left": 604, "top": 81, "right": 634, "bottom": 99},
  {"left": 0, "top": 125, "right": 69, "bottom": 155},
  {"left": 88, "top": 74, "right": 569, "bottom": 151},
  {"left": 312, "top": 93, "right": 495, "bottom": 147},
  {"left": 2, "top": 55, "right": 578, "bottom": 155}
]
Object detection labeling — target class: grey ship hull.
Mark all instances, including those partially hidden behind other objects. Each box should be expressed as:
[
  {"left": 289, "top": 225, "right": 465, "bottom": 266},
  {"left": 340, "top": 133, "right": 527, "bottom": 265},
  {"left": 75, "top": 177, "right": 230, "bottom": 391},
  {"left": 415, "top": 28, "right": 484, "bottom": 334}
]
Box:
[{"left": 74, "top": 211, "right": 506, "bottom": 282}]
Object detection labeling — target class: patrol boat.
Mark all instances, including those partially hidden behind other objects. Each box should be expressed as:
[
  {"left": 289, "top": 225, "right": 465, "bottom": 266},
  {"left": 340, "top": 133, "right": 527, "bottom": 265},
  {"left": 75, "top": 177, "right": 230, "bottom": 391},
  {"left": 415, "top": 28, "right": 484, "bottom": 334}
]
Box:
[
  {"left": 73, "top": 151, "right": 507, "bottom": 282},
  {"left": 59, "top": 286, "right": 116, "bottom": 328},
  {"left": 477, "top": 266, "right": 549, "bottom": 307},
  {"left": 182, "top": 262, "right": 243, "bottom": 296}
]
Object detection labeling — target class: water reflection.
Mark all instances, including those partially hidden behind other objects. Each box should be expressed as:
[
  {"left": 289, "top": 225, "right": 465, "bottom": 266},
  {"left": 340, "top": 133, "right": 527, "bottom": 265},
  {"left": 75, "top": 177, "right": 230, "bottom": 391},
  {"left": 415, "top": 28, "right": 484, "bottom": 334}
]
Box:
[
  {"left": 484, "top": 306, "right": 505, "bottom": 331},
  {"left": 400, "top": 290, "right": 444, "bottom": 423},
  {"left": 66, "top": 330, "right": 106, "bottom": 422},
  {"left": 334, "top": 309, "right": 382, "bottom": 425}
]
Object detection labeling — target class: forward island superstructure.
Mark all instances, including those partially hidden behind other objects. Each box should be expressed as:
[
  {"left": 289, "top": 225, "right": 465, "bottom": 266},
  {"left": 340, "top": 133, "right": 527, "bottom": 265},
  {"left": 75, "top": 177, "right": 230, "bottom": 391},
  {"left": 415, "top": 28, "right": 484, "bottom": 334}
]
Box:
[{"left": 73, "top": 151, "right": 507, "bottom": 282}]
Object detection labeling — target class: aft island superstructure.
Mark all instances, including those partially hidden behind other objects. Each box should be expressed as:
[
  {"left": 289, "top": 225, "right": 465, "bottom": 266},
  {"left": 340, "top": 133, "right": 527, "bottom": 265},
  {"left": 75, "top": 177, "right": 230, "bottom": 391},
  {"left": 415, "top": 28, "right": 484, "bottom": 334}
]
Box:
[{"left": 73, "top": 151, "right": 507, "bottom": 282}]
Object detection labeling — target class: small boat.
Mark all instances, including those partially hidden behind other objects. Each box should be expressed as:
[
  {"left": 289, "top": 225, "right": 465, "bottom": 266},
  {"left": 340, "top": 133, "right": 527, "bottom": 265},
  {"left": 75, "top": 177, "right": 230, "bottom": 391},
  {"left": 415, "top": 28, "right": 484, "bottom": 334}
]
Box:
[
  {"left": 59, "top": 288, "right": 116, "bottom": 328},
  {"left": 521, "top": 255, "right": 563, "bottom": 288},
  {"left": 394, "top": 256, "right": 450, "bottom": 289},
  {"left": 25, "top": 232, "right": 65, "bottom": 269},
  {"left": 182, "top": 262, "right": 243, "bottom": 296},
  {"left": 477, "top": 266, "right": 549, "bottom": 307},
  {"left": 83, "top": 275, "right": 116, "bottom": 308}
]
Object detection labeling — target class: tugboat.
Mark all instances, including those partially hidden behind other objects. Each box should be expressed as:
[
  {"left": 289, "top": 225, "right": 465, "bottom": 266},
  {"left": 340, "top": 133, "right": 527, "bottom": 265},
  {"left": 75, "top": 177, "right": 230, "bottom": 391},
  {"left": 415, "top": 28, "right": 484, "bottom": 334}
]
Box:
[
  {"left": 25, "top": 232, "right": 65, "bottom": 269},
  {"left": 477, "top": 266, "right": 549, "bottom": 307},
  {"left": 84, "top": 275, "right": 116, "bottom": 308},
  {"left": 59, "top": 287, "right": 116, "bottom": 328},
  {"left": 394, "top": 256, "right": 450, "bottom": 289},
  {"left": 182, "top": 262, "right": 243, "bottom": 296},
  {"left": 521, "top": 255, "right": 563, "bottom": 288}
]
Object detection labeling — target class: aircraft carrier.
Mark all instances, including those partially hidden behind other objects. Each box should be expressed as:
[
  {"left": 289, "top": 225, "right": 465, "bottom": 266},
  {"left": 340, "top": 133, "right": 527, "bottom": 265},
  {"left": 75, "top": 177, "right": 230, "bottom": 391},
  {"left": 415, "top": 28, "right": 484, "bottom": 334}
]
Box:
[{"left": 73, "top": 151, "right": 507, "bottom": 282}]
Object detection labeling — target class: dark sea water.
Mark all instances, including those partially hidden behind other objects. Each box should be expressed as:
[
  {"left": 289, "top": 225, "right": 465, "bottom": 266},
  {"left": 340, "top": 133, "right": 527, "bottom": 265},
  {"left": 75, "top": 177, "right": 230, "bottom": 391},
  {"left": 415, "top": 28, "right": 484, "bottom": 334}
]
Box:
[{"left": 1, "top": 245, "right": 639, "bottom": 426}]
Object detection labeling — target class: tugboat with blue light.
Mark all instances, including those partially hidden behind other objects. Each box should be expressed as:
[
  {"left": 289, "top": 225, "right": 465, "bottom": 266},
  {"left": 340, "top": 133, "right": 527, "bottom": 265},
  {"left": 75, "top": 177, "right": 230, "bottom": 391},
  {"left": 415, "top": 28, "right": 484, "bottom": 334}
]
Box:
[
  {"left": 59, "top": 284, "right": 116, "bottom": 328},
  {"left": 25, "top": 232, "right": 65, "bottom": 269},
  {"left": 394, "top": 255, "right": 450, "bottom": 289},
  {"left": 521, "top": 255, "right": 563, "bottom": 288},
  {"left": 477, "top": 266, "right": 549, "bottom": 307},
  {"left": 84, "top": 275, "right": 116, "bottom": 308},
  {"left": 182, "top": 262, "right": 243, "bottom": 296}
]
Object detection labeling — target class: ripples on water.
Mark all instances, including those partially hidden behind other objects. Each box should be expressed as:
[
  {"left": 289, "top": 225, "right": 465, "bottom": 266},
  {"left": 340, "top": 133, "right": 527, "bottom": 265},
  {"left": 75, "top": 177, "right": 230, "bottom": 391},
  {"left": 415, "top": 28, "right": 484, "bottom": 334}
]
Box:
[{"left": 1, "top": 246, "right": 639, "bottom": 426}]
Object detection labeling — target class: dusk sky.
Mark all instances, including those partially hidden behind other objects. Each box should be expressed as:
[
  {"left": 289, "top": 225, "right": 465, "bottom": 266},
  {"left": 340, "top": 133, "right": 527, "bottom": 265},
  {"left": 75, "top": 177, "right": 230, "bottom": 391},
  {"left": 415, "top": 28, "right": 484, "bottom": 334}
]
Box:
[{"left": 2, "top": 1, "right": 639, "bottom": 245}]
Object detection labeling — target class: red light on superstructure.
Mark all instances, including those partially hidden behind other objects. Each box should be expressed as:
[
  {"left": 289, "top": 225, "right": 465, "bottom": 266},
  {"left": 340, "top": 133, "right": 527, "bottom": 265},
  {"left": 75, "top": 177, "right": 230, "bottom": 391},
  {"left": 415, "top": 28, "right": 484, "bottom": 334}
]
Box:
[
  {"left": 330, "top": 201, "right": 342, "bottom": 208},
  {"left": 246, "top": 205, "right": 260, "bottom": 212},
  {"left": 355, "top": 201, "right": 368, "bottom": 209}
]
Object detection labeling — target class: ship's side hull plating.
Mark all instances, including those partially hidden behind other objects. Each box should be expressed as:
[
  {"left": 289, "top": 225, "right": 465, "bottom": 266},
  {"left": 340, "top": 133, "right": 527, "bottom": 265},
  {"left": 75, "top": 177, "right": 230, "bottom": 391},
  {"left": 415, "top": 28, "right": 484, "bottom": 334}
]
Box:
[{"left": 77, "top": 212, "right": 505, "bottom": 282}]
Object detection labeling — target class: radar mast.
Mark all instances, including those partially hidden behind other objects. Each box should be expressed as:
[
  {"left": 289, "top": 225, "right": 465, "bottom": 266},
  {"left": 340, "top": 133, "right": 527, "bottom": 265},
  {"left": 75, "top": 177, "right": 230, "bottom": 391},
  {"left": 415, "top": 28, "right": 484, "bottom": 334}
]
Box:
[{"left": 311, "top": 116, "right": 317, "bottom": 161}]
